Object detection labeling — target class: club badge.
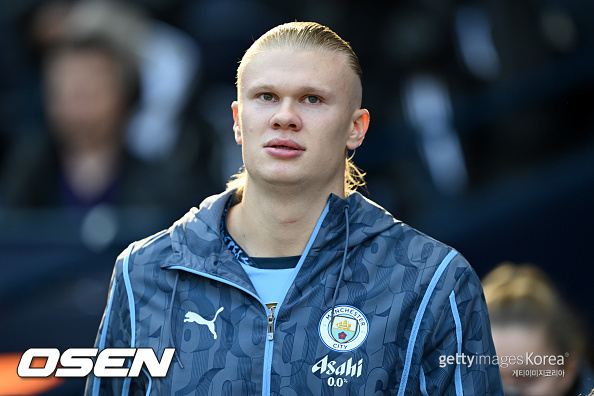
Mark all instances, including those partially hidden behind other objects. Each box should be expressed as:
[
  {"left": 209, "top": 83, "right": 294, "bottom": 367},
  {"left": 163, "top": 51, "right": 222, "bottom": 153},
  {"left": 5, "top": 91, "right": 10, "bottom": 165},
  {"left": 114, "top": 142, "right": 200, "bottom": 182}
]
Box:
[{"left": 319, "top": 305, "right": 369, "bottom": 352}]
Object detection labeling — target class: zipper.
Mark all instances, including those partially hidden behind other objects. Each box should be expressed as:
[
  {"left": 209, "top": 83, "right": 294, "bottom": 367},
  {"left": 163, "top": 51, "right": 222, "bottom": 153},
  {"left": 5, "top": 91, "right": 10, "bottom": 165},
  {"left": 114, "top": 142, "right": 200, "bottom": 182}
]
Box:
[
  {"left": 262, "top": 305, "right": 277, "bottom": 396},
  {"left": 267, "top": 306, "right": 275, "bottom": 341}
]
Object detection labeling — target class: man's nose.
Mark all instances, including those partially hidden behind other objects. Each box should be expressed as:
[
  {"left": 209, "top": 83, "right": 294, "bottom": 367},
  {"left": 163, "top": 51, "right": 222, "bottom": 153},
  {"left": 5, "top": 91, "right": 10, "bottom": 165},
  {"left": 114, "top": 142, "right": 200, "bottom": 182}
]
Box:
[{"left": 270, "top": 99, "right": 302, "bottom": 131}]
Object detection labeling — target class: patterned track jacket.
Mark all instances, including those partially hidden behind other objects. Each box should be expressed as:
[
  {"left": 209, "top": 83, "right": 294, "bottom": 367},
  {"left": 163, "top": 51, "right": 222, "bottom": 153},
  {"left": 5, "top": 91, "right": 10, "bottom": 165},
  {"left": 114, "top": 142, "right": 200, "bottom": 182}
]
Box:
[{"left": 86, "top": 190, "right": 503, "bottom": 395}]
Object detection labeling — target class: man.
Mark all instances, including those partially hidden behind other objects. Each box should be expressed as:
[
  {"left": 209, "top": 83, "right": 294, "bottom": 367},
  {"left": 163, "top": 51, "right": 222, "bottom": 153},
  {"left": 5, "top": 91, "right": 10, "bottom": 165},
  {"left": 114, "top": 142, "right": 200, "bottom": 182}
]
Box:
[{"left": 86, "top": 22, "right": 503, "bottom": 395}]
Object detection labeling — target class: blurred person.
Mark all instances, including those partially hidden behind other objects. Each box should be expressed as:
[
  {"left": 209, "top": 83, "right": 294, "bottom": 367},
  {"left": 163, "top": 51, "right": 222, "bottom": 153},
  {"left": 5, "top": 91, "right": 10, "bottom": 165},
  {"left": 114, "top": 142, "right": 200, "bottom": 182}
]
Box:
[
  {"left": 64, "top": 0, "right": 202, "bottom": 163},
  {"left": 2, "top": 0, "right": 204, "bottom": 176},
  {"left": 483, "top": 262, "right": 594, "bottom": 396},
  {"left": 0, "top": 35, "right": 209, "bottom": 210},
  {"left": 86, "top": 22, "right": 502, "bottom": 395},
  {"left": 44, "top": 36, "right": 137, "bottom": 208},
  {"left": 1, "top": 35, "right": 135, "bottom": 209}
]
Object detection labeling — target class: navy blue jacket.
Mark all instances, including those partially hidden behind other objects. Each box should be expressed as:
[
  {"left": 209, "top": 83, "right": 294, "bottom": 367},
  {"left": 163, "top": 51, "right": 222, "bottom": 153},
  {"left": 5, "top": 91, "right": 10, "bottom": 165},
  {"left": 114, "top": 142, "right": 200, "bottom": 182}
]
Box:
[{"left": 86, "top": 190, "right": 503, "bottom": 395}]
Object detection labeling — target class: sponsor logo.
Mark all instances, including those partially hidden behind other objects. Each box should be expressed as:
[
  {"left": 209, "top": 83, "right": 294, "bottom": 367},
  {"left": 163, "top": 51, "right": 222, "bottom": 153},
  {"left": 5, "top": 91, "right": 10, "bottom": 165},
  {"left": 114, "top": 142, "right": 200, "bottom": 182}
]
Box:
[
  {"left": 184, "top": 307, "right": 224, "bottom": 339},
  {"left": 312, "top": 354, "right": 364, "bottom": 387},
  {"left": 17, "top": 348, "right": 175, "bottom": 378},
  {"left": 319, "top": 305, "right": 369, "bottom": 352}
]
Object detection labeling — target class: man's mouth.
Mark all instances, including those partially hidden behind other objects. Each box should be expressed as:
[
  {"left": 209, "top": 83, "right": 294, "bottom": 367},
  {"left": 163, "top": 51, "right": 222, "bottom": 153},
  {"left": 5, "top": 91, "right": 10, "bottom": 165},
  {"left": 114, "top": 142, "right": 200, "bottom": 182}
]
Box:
[
  {"left": 269, "top": 145, "right": 299, "bottom": 150},
  {"left": 265, "top": 139, "right": 305, "bottom": 151}
]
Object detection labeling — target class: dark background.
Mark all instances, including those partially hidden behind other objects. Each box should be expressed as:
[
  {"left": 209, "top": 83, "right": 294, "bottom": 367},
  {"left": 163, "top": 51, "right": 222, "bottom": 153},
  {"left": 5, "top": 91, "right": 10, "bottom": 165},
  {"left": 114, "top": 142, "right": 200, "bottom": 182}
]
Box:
[{"left": 1, "top": 0, "right": 593, "bottom": 394}]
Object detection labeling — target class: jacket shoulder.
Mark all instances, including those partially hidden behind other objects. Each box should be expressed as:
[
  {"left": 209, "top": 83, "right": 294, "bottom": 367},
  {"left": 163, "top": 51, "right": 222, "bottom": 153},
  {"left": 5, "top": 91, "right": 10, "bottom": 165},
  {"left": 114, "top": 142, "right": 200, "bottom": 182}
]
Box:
[
  {"left": 371, "top": 220, "right": 475, "bottom": 297},
  {"left": 385, "top": 220, "right": 463, "bottom": 262},
  {"left": 115, "top": 228, "right": 173, "bottom": 271}
]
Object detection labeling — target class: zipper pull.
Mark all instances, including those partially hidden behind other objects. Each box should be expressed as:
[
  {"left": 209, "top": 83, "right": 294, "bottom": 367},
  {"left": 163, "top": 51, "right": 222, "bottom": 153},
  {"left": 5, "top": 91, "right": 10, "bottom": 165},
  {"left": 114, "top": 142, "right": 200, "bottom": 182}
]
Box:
[{"left": 267, "top": 306, "right": 275, "bottom": 341}]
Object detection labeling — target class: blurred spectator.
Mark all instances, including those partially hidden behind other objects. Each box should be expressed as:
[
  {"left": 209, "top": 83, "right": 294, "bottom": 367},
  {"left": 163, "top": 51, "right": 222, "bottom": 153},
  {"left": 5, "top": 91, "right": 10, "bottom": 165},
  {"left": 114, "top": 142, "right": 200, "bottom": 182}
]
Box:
[
  {"left": 1, "top": 33, "right": 217, "bottom": 211},
  {"left": 65, "top": 0, "right": 202, "bottom": 163},
  {"left": 2, "top": 35, "right": 135, "bottom": 209},
  {"left": 482, "top": 262, "right": 594, "bottom": 396},
  {"left": 0, "top": 0, "right": 77, "bottom": 185},
  {"left": 0, "top": 0, "right": 217, "bottom": 193}
]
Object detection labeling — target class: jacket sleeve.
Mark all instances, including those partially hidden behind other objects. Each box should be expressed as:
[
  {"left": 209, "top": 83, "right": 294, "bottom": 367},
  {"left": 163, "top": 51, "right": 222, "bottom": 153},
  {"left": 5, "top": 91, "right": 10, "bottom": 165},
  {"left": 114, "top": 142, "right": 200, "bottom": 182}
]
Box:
[
  {"left": 84, "top": 247, "right": 134, "bottom": 395},
  {"left": 421, "top": 257, "right": 504, "bottom": 395}
]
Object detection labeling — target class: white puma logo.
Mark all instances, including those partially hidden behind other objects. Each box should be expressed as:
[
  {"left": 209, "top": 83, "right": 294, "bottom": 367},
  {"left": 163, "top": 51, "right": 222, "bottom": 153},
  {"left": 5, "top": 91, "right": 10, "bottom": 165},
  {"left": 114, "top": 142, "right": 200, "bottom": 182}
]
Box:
[{"left": 184, "top": 307, "right": 224, "bottom": 339}]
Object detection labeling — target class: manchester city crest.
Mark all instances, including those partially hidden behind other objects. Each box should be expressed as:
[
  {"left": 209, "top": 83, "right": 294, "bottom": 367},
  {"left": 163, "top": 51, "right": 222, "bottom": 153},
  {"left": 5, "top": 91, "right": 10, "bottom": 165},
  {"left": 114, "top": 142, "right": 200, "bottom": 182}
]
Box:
[{"left": 319, "top": 305, "right": 369, "bottom": 352}]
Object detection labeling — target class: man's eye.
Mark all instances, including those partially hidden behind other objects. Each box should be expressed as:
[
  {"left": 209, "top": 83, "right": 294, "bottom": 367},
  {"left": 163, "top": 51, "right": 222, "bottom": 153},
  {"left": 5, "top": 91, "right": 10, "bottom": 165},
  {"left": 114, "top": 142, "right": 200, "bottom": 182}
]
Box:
[
  {"left": 305, "top": 96, "right": 320, "bottom": 104},
  {"left": 260, "top": 93, "right": 275, "bottom": 101}
]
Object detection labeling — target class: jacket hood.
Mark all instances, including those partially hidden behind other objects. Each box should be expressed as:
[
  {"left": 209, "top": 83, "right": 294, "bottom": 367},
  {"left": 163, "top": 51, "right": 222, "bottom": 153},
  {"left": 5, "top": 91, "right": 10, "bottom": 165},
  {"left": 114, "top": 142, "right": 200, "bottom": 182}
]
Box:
[
  {"left": 163, "top": 190, "right": 400, "bottom": 275},
  {"left": 320, "top": 191, "right": 400, "bottom": 250}
]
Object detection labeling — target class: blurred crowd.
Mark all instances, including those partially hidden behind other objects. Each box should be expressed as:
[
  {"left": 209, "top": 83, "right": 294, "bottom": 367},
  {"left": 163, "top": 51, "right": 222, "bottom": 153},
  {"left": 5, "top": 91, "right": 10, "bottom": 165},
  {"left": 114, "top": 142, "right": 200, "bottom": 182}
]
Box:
[
  {"left": 1, "top": 0, "right": 594, "bottom": 215},
  {"left": 0, "top": 0, "right": 593, "bottom": 394}
]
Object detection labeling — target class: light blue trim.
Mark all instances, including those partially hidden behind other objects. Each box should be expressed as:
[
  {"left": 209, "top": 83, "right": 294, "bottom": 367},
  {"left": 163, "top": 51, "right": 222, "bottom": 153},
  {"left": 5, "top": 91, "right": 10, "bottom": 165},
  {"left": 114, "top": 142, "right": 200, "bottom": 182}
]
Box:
[
  {"left": 295, "top": 202, "right": 330, "bottom": 269},
  {"left": 397, "top": 249, "right": 458, "bottom": 396},
  {"left": 262, "top": 338, "right": 274, "bottom": 396},
  {"left": 419, "top": 366, "right": 429, "bottom": 396},
  {"left": 122, "top": 243, "right": 136, "bottom": 396},
  {"left": 143, "top": 367, "right": 153, "bottom": 395},
  {"left": 268, "top": 200, "right": 330, "bottom": 315},
  {"left": 167, "top": 266, "right": 261, "bottom": 304},
  {"left": 262, "top": 200, "right": 330, "bottom": 396},
  {"left": 121, "top": 380, "right": 130, "bottom": 396},
  {"left": 92, "top": 276, "right": 118, "bottom": 396},
  {"left": 98, "top": 279, "right": 117, "bottom": 349},
  {"left": 449, "top": 290, "right": 464, "bottom": 396},
  {"left": 123, "top": 243, "right": 137, "bottom": 347}
]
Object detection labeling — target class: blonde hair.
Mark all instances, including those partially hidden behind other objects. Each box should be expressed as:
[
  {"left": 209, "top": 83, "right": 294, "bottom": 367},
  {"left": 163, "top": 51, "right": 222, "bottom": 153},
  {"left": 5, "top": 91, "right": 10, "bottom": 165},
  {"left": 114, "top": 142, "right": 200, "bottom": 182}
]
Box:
[
  {"left": 227, "top": 22, "right": 366, "bottom": 199},
  {"left": 482, "top": 262, "right": 587, "bottom": 356}
]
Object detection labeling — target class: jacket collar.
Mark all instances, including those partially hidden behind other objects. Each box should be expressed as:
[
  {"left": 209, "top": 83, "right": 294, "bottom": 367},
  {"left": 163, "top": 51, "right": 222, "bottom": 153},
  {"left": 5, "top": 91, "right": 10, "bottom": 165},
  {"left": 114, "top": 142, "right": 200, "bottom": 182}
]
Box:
[{"left": 161, "top": 190, "right": 397, "bottom": 288}]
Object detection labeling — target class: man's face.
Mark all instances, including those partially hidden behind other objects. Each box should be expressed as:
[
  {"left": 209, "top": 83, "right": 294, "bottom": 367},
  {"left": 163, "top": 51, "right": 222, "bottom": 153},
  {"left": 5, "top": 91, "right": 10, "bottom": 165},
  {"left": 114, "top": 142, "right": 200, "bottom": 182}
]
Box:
[{"left": 232, "top": 48, "right": 368, "bottom": 196}]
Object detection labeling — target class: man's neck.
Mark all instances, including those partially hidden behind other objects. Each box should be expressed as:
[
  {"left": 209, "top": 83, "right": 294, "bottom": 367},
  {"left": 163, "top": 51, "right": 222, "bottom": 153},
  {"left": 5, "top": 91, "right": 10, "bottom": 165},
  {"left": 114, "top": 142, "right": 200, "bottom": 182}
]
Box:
[{"left": 227, "top": 184, "right": 343, "bottom": 258}]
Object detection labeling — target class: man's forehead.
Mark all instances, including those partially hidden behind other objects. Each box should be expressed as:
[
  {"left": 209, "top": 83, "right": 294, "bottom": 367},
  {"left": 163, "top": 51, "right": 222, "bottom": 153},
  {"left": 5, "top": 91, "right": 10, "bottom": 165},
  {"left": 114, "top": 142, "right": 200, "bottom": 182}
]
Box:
[
  {"left": 242, "top": 48, "right": 351, "bottom": 77},
  {"left": 238, "top": 48, "right": 360, "bottom": 98}
]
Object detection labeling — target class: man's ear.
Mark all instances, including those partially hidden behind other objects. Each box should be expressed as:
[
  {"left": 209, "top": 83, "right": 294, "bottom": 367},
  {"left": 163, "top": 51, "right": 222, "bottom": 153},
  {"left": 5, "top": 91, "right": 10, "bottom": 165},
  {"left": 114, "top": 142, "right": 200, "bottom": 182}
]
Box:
[
  {"left": 346, "top": 109, "right": 370, "bottom": 150},
  {"left": 231, "top": 101, "right": 242, "bottom": 144}
]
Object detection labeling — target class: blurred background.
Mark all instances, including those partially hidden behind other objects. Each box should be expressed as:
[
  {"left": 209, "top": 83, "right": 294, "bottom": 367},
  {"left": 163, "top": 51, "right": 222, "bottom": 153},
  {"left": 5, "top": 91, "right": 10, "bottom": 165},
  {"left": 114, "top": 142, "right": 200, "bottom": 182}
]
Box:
[{"left": 0, "top": 0, "right": 592, "bottom": 394}]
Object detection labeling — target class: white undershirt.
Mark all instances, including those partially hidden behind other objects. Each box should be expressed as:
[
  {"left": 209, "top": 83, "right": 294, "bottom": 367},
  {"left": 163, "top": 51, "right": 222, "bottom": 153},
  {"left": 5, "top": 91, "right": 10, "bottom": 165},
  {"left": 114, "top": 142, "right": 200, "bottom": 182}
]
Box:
[{"left": 241, "top": 264, "right": 299, "bottom": 308}]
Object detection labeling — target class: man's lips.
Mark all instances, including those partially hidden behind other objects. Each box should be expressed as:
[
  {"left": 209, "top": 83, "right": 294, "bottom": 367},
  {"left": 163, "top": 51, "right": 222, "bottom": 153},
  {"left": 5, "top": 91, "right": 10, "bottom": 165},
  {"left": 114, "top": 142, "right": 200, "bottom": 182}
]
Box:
[
  {"left": 264, "top": 139, "right": 305, "bottom": 151},
  {"left": 264, "top": 138, "right": 305, "bottom": 159}
]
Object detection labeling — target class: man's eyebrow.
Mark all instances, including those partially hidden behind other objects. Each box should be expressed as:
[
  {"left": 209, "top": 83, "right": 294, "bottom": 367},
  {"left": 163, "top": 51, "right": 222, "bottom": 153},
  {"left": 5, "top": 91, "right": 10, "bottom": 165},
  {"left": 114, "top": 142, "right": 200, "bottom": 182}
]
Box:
[
  {"left": 246, "top": 84, "right": 275, "bottom": 92},
  {"left": 246, "top": 83, "right": 333, "bottom": 96},
  {"left": 300, "top": 86, "right": 333, "bottom": 96}
]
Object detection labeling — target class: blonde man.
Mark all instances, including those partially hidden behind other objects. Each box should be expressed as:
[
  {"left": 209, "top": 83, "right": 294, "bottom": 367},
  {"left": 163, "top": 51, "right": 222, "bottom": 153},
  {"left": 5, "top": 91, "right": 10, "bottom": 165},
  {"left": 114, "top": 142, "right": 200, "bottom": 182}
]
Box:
[{"left": 87, "top": 22, "right": 502, "bottom": 395}]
